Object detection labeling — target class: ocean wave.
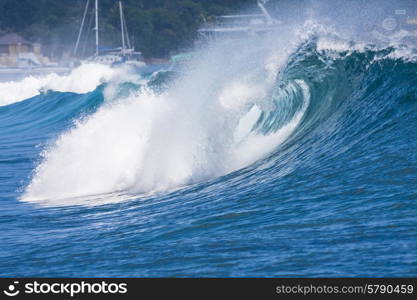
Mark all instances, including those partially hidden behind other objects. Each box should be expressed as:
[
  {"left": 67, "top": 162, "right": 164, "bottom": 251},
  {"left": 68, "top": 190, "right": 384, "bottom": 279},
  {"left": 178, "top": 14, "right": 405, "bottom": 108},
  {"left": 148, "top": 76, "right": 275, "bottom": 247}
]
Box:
[
  {"left": 0, "top": 63, "right": 140, "bottom": 106},
  {"left": 19, "top": 33, "right": 417, "bottom": 206}
]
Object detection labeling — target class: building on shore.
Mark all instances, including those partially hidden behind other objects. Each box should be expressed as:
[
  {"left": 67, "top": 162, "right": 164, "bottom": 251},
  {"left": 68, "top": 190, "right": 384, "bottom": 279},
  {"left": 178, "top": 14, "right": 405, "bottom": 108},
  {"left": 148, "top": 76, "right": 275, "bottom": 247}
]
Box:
[{"left": 0, "top": 33, "right": 52, "bottom": 68}]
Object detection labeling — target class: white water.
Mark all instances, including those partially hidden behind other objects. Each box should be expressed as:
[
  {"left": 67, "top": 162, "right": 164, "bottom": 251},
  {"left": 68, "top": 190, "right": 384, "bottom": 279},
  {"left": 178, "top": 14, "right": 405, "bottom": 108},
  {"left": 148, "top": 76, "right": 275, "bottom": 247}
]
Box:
[
  {"left": 0, "top": 63, "right": 138, "bottom": 106},
  {"left": 22, "top": 38, "right": 310, "bottom": 205},
  {"left": 19, "top": 0, "right": 417, "bottom": 206}
]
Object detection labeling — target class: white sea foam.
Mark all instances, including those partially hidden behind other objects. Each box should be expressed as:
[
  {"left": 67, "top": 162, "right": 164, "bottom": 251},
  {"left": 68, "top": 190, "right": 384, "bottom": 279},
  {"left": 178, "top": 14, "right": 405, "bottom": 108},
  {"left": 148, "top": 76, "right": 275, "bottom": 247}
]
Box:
[
  {"left": 22, "top": 38, "right": 310, "bottom": 206},
  {"left": 0, "top": 63, "right": 136, "bottom": 106},
  {"left": 231, "top": 80, "right": 310, "bottom": 171},
  {"left": 21, "top": 0, "right": 417, "bottom": 206}
]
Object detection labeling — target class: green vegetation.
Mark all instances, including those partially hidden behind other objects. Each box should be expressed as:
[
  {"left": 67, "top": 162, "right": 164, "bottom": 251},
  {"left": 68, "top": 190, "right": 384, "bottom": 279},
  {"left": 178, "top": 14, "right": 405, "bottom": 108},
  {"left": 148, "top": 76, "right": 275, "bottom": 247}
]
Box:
[{"left": 0, "top": 0, "right": 256, "bottom": 58}]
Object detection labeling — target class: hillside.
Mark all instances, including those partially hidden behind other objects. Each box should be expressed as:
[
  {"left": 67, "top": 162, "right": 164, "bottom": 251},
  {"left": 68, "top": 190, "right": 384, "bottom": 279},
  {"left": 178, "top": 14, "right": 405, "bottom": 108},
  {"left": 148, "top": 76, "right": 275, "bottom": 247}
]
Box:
[{"left": 0, "top": 0, "right": 257, "bottom": 58}]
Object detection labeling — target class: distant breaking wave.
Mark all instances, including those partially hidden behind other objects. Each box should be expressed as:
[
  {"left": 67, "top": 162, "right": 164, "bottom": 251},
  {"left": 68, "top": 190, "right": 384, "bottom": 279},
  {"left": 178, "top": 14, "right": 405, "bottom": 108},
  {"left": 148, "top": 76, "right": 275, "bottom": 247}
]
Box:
[{"left": 0, "top": 63, "right": 141, "bottom": 106}]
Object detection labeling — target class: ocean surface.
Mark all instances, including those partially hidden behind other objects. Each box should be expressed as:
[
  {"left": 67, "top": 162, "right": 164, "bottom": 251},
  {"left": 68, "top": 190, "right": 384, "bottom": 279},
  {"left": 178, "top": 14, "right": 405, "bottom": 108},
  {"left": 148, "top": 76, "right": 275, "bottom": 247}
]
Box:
[{"left": 0, "top": 26, "right": 417, "bottom": 276}]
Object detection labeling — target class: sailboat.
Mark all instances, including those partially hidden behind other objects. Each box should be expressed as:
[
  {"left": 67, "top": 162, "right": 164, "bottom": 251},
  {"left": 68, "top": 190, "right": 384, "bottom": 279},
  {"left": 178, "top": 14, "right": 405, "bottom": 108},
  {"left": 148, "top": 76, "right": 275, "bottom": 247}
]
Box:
[
  {"left": 198, "top": 0, "right": 279, "bottom": 41},
  {"left": 74, "top": 0, "right": 145, "bottom": 66},
  {"left": 170, "top": 0, "right": 280, "bottom": 68}
]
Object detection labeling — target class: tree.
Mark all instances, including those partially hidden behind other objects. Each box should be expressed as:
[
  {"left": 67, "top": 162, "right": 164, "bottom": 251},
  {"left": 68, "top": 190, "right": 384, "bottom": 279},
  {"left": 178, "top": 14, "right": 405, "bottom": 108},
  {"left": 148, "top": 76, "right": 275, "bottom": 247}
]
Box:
[{"left": 0, "top": 0, "right": 260, "bottom": 58}]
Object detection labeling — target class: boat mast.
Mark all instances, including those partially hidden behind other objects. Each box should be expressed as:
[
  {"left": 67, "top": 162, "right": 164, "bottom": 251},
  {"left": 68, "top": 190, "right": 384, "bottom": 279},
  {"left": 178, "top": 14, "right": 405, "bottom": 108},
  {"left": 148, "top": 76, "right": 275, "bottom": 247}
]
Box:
[
  {"left": 119, "top": 1, "right": 126, "bottom": 51},
  {"left": 74, "top": 0, "right": 90, "bottom": 56},
  {"left": 94, "top": 0, "right": 99, "bottom": 56},
  {"left": 123, "top": 9, "right": 132, "bottom": 50},
  {"left": 257, "top": 0, "right": 274, "bottom": 25}
]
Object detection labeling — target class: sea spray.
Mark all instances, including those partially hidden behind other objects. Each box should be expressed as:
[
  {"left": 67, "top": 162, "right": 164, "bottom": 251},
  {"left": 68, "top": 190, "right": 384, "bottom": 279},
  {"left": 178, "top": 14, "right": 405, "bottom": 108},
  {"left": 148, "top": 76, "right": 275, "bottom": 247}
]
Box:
[
  {"left": 22, "top": 36, "right": 310, "bottom": 205},
  {"left": 20, "top": 0, "right": 417, "bottom": 206},
  {"left": 0, "top": 63, "right": 140, "bottom": 106}
]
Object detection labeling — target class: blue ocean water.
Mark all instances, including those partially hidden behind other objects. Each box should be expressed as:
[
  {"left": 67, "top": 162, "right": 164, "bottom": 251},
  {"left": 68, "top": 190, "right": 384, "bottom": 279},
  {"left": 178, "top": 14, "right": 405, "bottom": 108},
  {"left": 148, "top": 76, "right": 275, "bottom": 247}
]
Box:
[{"left": 0, "top": 37, "right": 416, "bottom": 277}]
